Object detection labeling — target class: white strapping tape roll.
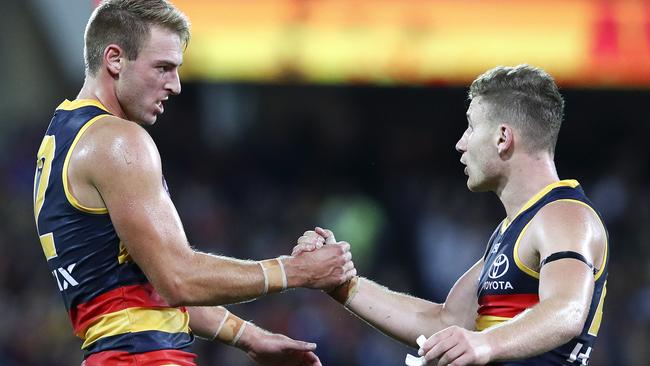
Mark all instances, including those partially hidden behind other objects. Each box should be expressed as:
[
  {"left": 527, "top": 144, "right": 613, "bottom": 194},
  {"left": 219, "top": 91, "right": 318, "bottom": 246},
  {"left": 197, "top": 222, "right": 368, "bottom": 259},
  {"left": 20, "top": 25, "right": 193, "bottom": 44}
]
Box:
[
  {"left": 416, "top": 335, "right": 427, "bottom": 348},
  {"left": 404, "top": 335, "right": 428, "bottom": 366},
  {"left": 405, "top": 354, "right": 426, "bottom": 366}
]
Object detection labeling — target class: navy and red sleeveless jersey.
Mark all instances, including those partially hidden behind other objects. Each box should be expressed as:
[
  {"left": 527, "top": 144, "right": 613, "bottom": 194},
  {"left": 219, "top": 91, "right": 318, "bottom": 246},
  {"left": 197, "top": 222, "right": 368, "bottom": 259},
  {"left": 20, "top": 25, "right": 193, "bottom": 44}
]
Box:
[
  {"left": 476, "top": 180, "right": 608, "bottom": 366},
  {"left": 33, "top": 99, "right": 196, "bottom": 365}
]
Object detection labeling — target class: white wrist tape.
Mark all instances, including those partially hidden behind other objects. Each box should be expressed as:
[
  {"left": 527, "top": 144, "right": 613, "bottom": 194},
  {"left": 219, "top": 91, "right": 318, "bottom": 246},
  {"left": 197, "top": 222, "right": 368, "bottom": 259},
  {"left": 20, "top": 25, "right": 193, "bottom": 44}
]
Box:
[
  {"left": 259, "top": 258, "right": 288, "bottom": 294},
  {"left": 232, "top": 320, "right": 247, "bottom": 346},
  {"left": 329, "top": 276, "right": 360, "bottom": 307},
  {"left": 211, "top": 309, "right": 230, "bottom": 341},
  {"left": 212, "top": 309, "right": 247, "bottom": 345}
]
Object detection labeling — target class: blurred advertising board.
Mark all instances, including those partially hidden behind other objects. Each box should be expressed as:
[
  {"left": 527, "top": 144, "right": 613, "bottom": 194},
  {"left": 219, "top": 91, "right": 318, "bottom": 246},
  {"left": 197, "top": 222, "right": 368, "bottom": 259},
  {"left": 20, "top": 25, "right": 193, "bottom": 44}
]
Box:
[{"left": 172, "top": 0, "right": 650, "bottom": 86}]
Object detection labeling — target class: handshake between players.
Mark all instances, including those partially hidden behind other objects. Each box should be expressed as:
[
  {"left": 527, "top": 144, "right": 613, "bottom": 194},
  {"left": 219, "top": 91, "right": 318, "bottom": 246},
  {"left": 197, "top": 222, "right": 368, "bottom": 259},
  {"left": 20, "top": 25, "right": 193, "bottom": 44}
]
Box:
[{"left": 290, "top": 228, "right": 361, "bottom": 306}]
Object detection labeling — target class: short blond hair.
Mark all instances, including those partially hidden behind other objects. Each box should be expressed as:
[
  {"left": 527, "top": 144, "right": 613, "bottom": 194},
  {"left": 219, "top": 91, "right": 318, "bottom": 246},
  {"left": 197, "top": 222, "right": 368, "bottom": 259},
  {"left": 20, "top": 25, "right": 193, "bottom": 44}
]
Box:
[
  {"left": 84, "top": 0, "right": 190, "bottom": 75},
  {"left": 469, "top": 65, "right": 564, "bottom": 153}
]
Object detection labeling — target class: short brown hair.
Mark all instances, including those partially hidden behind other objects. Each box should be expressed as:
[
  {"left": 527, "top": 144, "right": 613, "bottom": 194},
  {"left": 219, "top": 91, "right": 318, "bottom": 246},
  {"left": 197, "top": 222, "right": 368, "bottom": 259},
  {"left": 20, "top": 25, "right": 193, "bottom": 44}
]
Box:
[
  {"left": 469, "top": 64, "right": 564, "bottom": 153},
  {"left": 84, "top": 0, "right": 190, "bottom": 75}
]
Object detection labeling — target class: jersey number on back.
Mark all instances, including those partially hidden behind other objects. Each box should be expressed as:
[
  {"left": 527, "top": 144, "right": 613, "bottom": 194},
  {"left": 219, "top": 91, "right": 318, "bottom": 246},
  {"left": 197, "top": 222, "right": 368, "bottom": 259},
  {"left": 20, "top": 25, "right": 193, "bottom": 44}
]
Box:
[{"left": 33, "top": 135, "right": 58, "bottom": 260}]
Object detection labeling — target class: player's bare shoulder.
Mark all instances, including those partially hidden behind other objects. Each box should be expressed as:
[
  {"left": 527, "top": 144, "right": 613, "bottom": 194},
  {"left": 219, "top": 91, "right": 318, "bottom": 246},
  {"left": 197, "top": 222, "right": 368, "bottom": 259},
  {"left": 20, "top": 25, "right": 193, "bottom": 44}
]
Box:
[
  {"left": 68, "top": 115, "right": 163, "bottom": 201},
  {"left": 529, "top": 200, "right": 607, "bottom": 269},
  {"left": 80, "top": 116, "right": 161, "bottom": 174},
  {"left": 88, "top": 116, "right": 158, "bottom": 160}
]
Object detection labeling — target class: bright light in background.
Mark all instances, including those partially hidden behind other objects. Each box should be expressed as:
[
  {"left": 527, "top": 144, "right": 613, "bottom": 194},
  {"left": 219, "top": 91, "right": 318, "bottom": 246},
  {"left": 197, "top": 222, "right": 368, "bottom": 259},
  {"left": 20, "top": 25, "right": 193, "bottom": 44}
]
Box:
[{"left": 173, "top": 0, "right": 650, "bottom": 87}]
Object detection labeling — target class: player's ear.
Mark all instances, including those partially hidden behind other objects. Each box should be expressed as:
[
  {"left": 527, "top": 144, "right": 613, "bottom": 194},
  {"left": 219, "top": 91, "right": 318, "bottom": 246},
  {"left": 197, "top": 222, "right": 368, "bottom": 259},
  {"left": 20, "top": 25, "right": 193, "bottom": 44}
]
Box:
[
  {"left": 104, "top": 44, "right": 124, "bottom": 76},
  {"left": 496, "top": 124, "right": 514, "bottom": 156}
]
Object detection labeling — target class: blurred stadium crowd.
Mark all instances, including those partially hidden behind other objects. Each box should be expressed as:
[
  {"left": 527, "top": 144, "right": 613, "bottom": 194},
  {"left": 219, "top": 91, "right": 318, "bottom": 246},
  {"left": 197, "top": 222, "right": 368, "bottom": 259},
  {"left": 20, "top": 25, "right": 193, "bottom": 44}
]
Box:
[{"left": 0, "top": 84, "right": 649, "bottom": 365}]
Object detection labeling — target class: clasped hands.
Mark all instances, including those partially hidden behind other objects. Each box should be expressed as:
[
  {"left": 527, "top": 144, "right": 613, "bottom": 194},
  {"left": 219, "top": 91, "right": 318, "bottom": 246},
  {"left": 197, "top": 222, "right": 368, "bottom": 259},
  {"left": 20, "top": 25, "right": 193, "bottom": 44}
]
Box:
[{"left": 288, "top": 227, "right": 356, "bottom": 292}]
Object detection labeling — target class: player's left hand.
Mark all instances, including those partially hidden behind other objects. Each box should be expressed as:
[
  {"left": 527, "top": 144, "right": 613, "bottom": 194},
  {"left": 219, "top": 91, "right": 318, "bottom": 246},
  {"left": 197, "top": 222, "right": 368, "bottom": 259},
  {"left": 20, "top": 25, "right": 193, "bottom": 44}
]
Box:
[
  {"left": 292, "top": 229, "right": 326, "bottom": 256},
  {"left": 245, "top": 330, "right": 322, "bottom": 366},
  {"left": 419, "top": 326, "right": 491, "bottom": 365},
  {"left": 292, "top": 227, "right": 337, "bottom": 256}
]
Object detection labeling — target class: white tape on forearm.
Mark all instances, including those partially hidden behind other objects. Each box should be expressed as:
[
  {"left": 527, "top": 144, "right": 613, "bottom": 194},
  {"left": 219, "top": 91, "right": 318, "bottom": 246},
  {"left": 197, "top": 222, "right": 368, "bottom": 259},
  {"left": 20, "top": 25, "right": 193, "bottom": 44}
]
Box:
[
  {"left": 259, "top": 261, "right": 269, "bottom": 295},
  {"left": 329, "top": 276, "right": 360, "bottom": 306},
  {"left": 344, "top": 276, "right": 361, "bottom": 308},
  {"left": 231, "top": 321, "right": 248, "bottom": 346},
  {"left": 259, "top": 258, "right": 287, "bottom": 293},
  {"left": 211, "top": 309, "right": 230, "bottom": 341},
  {"left": 277, "top": 258, "right": 288, "bottom": 290}
]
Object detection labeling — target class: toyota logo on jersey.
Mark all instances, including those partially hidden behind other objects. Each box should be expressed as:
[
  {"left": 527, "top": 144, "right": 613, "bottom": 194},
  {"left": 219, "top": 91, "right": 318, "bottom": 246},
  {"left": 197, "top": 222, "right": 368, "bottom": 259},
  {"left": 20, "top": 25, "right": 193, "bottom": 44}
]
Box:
[{"left": 488, "top": 254, "right": 510, "bottom": 279}]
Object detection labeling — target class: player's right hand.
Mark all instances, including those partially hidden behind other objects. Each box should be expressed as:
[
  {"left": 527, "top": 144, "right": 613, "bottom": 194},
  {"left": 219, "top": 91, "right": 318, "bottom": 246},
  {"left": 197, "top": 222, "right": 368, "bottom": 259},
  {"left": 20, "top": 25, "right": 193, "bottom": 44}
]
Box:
[{"left": 284, "top": 237, "right": 356, "bottom": 290}]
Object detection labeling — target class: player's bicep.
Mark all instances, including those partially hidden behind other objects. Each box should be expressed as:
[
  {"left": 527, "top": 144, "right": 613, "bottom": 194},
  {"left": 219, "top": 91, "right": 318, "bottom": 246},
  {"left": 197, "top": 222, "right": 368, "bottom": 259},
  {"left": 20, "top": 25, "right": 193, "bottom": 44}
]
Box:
[
  {"left": 538, "top": 258, "right": 593, "bottom": 305},
  {"left": 89, "top": 122, "right": 191, "bottom": 279},
  {"left": 534, "top": 201, "right": 606, "bottom": 278},
  {"left": 533, "top": 202, "right": 604, "bottom": 323}
]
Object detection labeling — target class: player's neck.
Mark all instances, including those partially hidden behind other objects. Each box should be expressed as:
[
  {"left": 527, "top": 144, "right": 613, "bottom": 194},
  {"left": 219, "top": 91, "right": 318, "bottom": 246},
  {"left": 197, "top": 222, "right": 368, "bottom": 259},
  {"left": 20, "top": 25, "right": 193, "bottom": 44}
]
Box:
[
  {"left": 77, "top": 74, "right": 127, "bottom": 120},
  {"left": 496, "top": 153, "right": 559, "bottom": 222}
]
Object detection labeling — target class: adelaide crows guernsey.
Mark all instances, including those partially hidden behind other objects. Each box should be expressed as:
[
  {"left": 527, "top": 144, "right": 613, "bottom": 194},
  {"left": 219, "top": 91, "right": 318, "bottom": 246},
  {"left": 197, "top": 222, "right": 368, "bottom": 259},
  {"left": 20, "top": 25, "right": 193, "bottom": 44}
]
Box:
[
  {"left": 33, "top": 100, "right": 195, "bottom": 365},
  {"left": 476, "top": 180, "right": 608, "bottom": 366}
]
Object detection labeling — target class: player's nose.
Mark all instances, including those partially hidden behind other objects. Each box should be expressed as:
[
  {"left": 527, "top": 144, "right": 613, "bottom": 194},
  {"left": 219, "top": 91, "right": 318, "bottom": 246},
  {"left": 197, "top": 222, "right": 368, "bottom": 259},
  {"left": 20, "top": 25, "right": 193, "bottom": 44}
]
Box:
[
  {"left": 166, "top": 70, "right": 181, "bottom": 96},
  {"left": 455, "top": 135, "right": 466, "bottom": 153}
]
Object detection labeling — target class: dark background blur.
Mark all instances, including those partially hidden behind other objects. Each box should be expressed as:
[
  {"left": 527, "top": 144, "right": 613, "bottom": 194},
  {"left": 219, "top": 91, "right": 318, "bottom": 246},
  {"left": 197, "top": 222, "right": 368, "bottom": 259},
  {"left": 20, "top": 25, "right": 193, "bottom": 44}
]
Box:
[{"left": 2, "top": 1, "right": 649, "bottom": 365}]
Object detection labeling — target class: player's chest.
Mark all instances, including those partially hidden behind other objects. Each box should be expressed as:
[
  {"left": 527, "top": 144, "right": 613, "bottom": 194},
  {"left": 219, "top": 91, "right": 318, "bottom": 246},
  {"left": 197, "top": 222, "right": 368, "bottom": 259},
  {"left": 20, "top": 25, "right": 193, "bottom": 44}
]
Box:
[{"left": 477, "top": 230, "right": 539, "bottom": 296}]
